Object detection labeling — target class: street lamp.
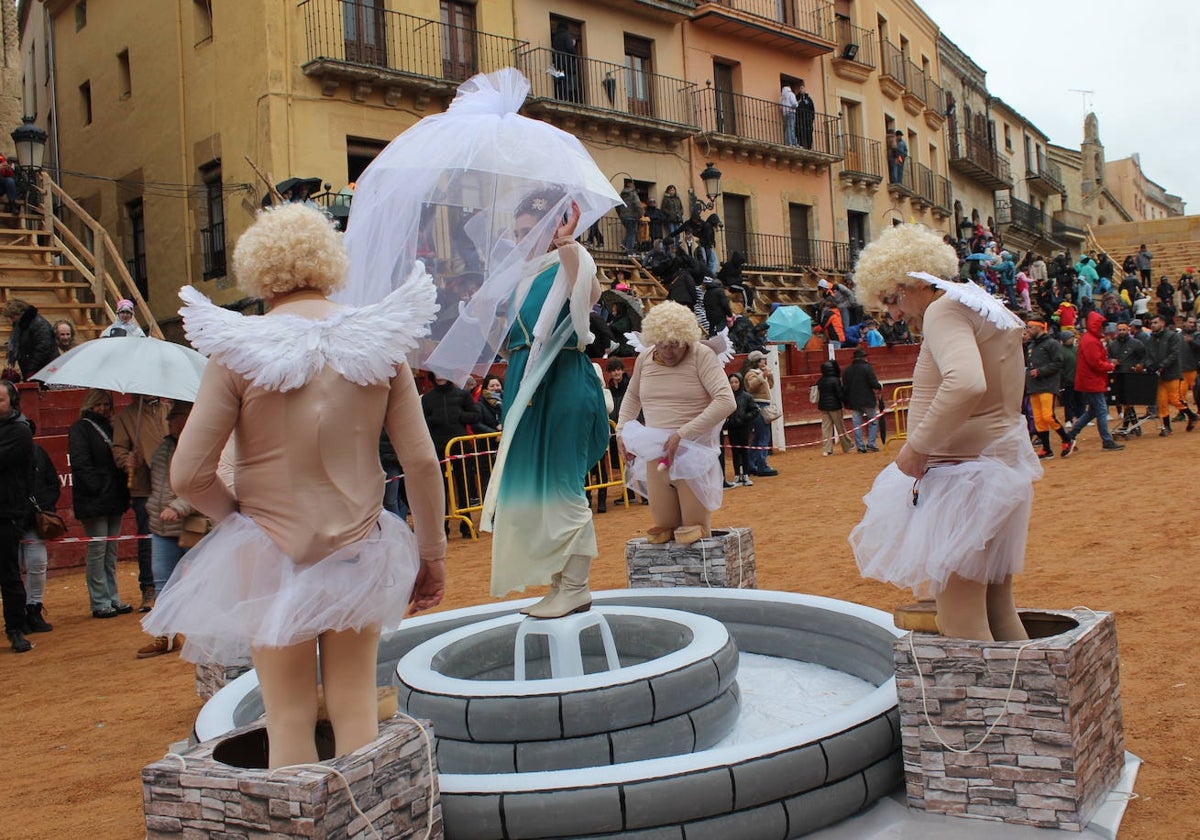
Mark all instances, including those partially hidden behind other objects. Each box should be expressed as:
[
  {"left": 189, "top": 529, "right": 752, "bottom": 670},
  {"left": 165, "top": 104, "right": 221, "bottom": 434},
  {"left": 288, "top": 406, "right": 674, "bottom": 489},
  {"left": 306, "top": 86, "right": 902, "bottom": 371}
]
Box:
[
  {"left": 10, "top": 116, "right": 48, "bottom": 212},
  {"left": 691, "top": 161, "right": 723, "bottom": 212}
]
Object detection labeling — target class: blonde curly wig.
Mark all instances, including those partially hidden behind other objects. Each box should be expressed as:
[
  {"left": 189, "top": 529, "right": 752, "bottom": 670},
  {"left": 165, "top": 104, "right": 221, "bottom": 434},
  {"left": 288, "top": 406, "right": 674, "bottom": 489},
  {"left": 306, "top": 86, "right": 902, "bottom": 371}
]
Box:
[
  {"left": 640, "top": 300, "right": 703, "bottom": 347},
  {"left": 852, "top": 224, "right": 959, "bottom": 306},
  {"left": 232, "top": 203, "right": 348, "bottom": 299}
]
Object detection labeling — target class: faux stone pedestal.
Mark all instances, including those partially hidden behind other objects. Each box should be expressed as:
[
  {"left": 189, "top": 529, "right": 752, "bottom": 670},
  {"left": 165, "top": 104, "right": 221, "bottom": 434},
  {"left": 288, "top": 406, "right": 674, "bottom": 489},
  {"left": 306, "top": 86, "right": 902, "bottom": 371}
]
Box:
[
  {"left": 625, "top": 527, "right": 756, "bottom": 589},
  {"left": 195, "top": 659, "right": 253, "bottom": 701},
  {"left": 893, "top": 609, "right": 1124, "bottom": 831},
  {"left": 142, "top": 717, "right": 441, "bottom": 839}
]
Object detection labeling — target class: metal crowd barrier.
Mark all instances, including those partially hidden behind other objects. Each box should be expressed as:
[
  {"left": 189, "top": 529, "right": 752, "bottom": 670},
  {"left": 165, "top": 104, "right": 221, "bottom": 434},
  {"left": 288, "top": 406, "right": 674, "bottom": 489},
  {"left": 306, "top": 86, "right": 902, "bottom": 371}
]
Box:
[{"left": 442, "top": 422, "right": 629, "bottom": 539}]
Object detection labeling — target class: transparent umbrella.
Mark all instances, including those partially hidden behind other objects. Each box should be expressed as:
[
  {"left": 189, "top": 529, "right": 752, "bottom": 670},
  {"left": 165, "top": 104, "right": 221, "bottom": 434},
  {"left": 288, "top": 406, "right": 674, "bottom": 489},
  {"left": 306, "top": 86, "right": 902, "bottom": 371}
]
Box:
[{"left": 31, "top": 335, "right": 208, "bottom": 402}]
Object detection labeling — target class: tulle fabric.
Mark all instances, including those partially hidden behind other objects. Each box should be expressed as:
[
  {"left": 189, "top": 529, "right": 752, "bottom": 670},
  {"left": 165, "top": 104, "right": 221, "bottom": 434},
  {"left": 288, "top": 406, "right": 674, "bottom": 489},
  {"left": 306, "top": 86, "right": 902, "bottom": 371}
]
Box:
[
  {"left": 337, "top": 68, "right": 622, "bottom": 385},
  {"left": 621, "top": 421, "right": 724, "bottom": 511},
  {"left": 849, "top": 421, "right": 1043, "bottom": 595},
  {"left": 142, "top": 512, "right": 420, "bottom": 664}
]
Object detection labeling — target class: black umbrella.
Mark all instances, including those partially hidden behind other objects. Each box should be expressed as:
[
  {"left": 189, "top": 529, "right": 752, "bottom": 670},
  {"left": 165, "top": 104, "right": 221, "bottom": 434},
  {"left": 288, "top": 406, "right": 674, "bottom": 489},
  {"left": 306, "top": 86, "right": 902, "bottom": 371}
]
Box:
[
  {"left": 274, "top": 177, "right": 323, "bottom": 202},
  {"left": 600, "top": 287, "right": 643, "bottom": 317}
]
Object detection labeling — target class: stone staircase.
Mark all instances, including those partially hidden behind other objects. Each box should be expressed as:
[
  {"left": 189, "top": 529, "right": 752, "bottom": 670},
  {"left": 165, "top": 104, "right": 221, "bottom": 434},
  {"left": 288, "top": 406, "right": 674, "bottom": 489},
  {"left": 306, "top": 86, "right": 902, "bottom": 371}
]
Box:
[
  {"left": 0, "top": 174, "right": 159, "bottom": 354},
  {"left": 1091, "top": 216, "right": 1200, "bottom": 282}
]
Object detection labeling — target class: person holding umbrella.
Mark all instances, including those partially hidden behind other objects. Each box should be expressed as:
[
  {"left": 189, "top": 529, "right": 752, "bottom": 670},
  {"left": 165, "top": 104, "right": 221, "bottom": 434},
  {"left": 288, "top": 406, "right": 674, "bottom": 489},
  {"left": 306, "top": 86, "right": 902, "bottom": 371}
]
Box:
[
  {"left": 112, "top": 394, "right": 167, "bottom": 611},
  {"left": 69, "top": 389, "right": 133, "bottom": 619}
]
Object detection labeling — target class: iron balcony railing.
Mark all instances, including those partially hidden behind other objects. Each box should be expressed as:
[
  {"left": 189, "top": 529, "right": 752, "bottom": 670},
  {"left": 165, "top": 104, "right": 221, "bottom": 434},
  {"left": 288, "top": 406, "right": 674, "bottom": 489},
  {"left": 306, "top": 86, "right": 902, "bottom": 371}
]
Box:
[
  {"left": 724, "top": 230, "right": 851, "bottom": 273},
  {"left": 299, "top": 0, "right": 526, "bottom": 85},
  {"left": 905, "top": 60, "right": 927, "bottom": 103},
  {"left": 840, "top": 134, "right": 883, "bottom": 180},
  {"left": 948, "top": 128, "right": 1013, "bottom": 186},
  {"left": 518, "top": 47, "right": 696, "bottom": 127},
  {"left": 694, "top": 87, "right": 841, "bottom": 155},
  {"left": 1028, "top": 149, "right": 1065, "bottom": 194},
  {"left": 912, "top": 161, "right": 936, "bottom": 206},
  {"left": 1006, "top": 195, "right": 1048, "bottom": 235},
  {"left": 889, "top": 153, "right": 915, "bottom": 194},
  {"left": 708, "top": 0, "right": 831, "bottom": 39},
  {"left": 924, "top": 77, "right": 946, "bottom": 117},
  {"left": 880, "top": 41, "right": 905, "bottom": 86},
  {"left": 832, "top": 19, "right": 877, "bottom": 68},
  {"left": 934, "top": 173, "right": 952, "bottom": 214},
  {"left": 200, "top": 222, "right": 227, "bottom": 280}
]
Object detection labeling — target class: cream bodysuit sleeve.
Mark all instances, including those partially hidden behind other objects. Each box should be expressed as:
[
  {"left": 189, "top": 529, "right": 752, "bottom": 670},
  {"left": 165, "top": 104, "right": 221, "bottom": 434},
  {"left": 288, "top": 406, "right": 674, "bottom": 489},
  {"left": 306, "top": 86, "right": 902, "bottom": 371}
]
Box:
[
  {"left": 905, "top": 302, "right": 987, "bottom": 455},
  {"left": 615, "top": 352, "right": 647, "bottom": 434},
  {"left": 171, "top": 361, "right": 240, "bottom": 521},
  {"left": 383, "top": 365, "right": 446, "bottom": 562},
  {"left": 678, "top": 346, "right": 737, "bottom": 440}
]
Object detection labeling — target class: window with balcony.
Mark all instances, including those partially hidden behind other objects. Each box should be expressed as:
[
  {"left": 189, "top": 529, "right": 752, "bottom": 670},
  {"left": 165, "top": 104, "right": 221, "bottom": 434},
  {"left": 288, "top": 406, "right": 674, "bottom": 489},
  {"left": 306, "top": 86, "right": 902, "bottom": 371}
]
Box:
[
  {"left": 441, "top": 1, "right": 476, "bottom": 82},
  {"left": 724, "top": 194, "right": 749, "bottom": 258},
  {"left": 549, "top": 15, "right": 583, "bottom": 104},
  {"left": 789, "top": 202, "right": 811, "bottom": 264},
  {"left": 1003, "top": 123, "right": 1012, "bottom": 152},
  {"left": 347, "top": 136, "right": 387, "bottom": 183},
  {"left": 624, "top": 35, "right": 654, "bottom": 118},
  {"left": 712, "top": 60, "right": 738, "bottom": 135},
  {"left": 75, "top": 0, "right": 86, "bottom": 31},
  {"left": 200, "top": 162, "right": 226, "bottom": 280},
  {"left": 344, "top": 0, "right": 386, "bottom": 65},
  {"left": 126, "top": 198, "right": 148, "bottom": 300}
]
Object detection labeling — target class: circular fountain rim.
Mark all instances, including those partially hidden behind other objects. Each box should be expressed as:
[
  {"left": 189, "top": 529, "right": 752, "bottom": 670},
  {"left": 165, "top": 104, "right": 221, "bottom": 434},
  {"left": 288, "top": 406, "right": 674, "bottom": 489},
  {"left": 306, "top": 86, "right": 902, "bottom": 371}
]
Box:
[{"left": 398, "top": 605, "right": 730, "bottom": 696}]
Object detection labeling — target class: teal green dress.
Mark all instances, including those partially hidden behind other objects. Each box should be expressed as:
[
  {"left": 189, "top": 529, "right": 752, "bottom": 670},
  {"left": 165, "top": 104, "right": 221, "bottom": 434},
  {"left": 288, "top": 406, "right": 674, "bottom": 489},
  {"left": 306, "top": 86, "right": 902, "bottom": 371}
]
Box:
[{"left": 484, "top": 261, "right": 610, "bottom": 595}]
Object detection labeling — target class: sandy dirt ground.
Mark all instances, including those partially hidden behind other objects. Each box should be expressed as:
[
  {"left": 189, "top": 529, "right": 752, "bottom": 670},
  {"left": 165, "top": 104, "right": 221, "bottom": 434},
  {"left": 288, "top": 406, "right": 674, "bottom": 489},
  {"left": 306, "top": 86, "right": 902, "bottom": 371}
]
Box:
[{"left": 3, "top": 424, "right": 1197, "bottom": 839}]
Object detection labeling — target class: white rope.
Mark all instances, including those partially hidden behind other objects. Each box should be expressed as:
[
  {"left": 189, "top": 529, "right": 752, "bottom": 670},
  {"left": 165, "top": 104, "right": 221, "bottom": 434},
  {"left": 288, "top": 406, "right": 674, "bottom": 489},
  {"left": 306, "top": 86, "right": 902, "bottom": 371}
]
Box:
[
  {"left": 907, "top": 631, "right": 1039, "bottom": 755},
  {"left": 158, "top": 711, "right": 438, "bottom": 840}
]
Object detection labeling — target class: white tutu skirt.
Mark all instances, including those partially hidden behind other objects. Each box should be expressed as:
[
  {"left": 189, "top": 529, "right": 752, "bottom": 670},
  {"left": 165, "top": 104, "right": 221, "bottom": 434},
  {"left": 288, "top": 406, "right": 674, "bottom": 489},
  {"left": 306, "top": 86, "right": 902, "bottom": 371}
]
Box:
[
  {"left": 142, "top": 512, "right": 420, "bottom": 664},
  {"left": 848, "top": 422, "right": 1043, "bottom": 596},
  {"left": 621, "top": 421, "right": 723, "bottom": 511}
]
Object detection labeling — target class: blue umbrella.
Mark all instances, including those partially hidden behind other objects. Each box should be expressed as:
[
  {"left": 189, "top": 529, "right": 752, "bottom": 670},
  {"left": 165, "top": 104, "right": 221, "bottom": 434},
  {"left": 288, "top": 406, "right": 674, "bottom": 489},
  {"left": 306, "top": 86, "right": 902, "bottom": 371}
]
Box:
[
  {"left": 765, "top": 305, "right": 813, "bottom": 345},
  {"left": 964, "top": 253, "right": 992, "bottom": 261}
]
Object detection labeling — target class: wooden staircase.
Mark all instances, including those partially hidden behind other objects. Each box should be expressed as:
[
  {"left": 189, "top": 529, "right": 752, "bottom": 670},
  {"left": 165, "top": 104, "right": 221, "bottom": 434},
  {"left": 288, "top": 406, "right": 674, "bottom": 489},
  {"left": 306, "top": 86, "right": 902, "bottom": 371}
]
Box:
[{"left": 0, "top": 173, "right": 160, "bottom": 353}]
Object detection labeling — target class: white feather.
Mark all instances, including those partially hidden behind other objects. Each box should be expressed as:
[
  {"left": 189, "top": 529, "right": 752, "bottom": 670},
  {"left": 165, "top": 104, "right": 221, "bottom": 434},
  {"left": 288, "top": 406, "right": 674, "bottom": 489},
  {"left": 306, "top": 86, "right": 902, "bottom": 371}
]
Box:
[
  {"left": 907, "top": 271, "right": 1025, "bottom": 331},
  {"left": 178, "top": 263, "right": 440, "bottom": 392}
]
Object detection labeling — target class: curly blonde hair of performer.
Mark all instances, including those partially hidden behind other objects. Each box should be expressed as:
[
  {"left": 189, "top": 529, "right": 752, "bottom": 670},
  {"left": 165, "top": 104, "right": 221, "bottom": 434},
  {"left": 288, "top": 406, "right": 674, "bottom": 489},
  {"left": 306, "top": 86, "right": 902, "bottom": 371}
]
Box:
[
  {"left": 641, "top": 300, "right": 703, "bottom": 347},
  {"left": 852, "top": 224, "right": 959, "bottom": 306},
  {"left": 232, "top": 203, "right": 348, "bottom": 299}
]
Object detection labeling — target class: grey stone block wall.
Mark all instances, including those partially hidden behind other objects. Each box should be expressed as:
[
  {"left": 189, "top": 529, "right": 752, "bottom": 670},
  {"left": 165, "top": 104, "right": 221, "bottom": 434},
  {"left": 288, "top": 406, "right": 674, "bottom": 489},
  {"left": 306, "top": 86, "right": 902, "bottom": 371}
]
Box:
[
  {"left": 194, "top": 660, "right": 252, "bottom": 701},
  {"left": 893, "top": 609, "right": 1124, "bottom": 831},
  {"left": 625, "top": 527, "right": 757, "bottom": 589},
  {"left": 142, "top": 717, "right": 441, "bottom": 839}
]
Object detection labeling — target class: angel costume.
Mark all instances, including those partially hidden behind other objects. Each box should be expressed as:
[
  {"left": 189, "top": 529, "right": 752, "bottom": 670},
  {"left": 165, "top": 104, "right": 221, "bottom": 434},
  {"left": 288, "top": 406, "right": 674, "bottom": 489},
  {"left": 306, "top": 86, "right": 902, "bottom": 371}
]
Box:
[
  {"left": 616, "top": 341, "right": 736, "bottom": 531},
  {"left": 142, "top": 277, "right": 444, "bottom": 663},
  {"left": 483, "top": 246, "right": 610, "bottom": 596},
  {"left": 849, "top": 273, "right": 1043, "bottom": 595}
]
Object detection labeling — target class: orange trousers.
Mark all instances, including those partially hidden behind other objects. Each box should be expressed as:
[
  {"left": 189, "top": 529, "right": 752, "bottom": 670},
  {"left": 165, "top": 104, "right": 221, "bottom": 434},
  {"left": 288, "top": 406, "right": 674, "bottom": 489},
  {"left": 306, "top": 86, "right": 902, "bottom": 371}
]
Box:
[
  {"left": 1028, "top": 392, "right": 1062, "bottom": 433},
  {"left": 1157, "top": 379, "right": 1186, "bottom": 419},
  {"left": 1180, "top": 371, "right": 1197, "bottom": 408}
]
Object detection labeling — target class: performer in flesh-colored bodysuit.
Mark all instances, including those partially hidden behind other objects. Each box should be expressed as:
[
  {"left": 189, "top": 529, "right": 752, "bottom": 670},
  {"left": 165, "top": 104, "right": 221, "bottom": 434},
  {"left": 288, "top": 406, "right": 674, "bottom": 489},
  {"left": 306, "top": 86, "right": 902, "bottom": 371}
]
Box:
[{"left": 144, "top": 204, "right": 446, "bottom": 768}]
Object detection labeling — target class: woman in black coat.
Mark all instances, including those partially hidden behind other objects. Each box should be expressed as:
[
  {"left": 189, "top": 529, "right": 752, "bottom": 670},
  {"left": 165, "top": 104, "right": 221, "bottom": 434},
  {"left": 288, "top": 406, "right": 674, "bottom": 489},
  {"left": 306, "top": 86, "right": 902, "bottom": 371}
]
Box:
[
  {"left": 722, "top": 372, "right": 760, "bottom": 487},
  {"left": 68, "top": 389, "right": 132, "bottom": 617},
  {"left": 421, "top": 374, "right": 480, "bottom": 536},
  {"left": 3, "top": 300, "right": 56, "bottom": 381}
]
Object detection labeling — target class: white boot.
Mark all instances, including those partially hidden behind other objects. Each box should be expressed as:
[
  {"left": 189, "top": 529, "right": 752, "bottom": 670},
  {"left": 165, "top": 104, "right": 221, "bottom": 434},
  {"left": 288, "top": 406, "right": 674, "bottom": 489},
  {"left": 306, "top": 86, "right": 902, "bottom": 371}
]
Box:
[
  {"left": 519, "top": 572, "right": 561, "bottom": 616},
  {"left": 523, "top": 555, "right": 593, "bottom": 619}
]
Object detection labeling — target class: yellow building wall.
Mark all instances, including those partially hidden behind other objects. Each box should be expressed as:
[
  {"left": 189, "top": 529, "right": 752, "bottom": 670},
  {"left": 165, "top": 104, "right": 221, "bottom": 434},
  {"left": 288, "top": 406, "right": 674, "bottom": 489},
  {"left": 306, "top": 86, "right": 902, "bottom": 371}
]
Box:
[{"left": 682, "top": 25, "right": 832, "bottom": 239}]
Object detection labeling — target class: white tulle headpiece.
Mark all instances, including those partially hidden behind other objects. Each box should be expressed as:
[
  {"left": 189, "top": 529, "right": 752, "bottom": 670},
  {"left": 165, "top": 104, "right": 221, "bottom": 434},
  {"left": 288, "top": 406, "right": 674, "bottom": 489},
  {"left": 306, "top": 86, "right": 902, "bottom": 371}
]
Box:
[{"left": 337, "top": 68, "right": 622, "bottom": 384}]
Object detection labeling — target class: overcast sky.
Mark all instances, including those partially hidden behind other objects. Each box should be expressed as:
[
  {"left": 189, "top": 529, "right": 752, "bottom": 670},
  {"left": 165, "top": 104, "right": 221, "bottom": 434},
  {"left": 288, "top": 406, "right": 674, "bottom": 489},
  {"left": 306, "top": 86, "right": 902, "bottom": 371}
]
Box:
[{"left": 919, "top": 0, "right": 1196, "bottom": 212}]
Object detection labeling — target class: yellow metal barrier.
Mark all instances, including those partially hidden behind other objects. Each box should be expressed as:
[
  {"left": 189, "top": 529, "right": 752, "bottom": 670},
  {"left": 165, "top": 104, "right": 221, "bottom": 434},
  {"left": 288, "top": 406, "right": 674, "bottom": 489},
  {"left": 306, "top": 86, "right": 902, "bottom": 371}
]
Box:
[
  {"left": 442, "top": 422, "right": 628, "bottom": 539},
  {"left": 884, "top": 385, "right": 912, "bottom": 452}
]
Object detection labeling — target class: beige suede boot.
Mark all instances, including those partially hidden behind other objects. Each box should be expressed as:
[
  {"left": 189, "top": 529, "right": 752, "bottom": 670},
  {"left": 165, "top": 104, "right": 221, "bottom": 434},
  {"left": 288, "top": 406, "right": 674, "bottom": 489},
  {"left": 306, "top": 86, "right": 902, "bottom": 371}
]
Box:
[
  {"left": 519, "top": 571, "right": 562, "bottom": 616},
  {"left": 524, "top": 555, "right": 592, "bottom": 619}
]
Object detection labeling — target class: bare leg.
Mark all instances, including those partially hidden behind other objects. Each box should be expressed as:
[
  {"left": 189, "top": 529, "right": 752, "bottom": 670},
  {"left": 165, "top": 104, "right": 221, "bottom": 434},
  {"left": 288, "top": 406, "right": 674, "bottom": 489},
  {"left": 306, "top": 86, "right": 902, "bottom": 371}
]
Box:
[
  {"left": 252, "top": 639, "right": 320, "bottom": 768},
  {"left": 986, "top": 577, "right": 1028, "bottom": 641},
  {"left": 318, "top": 626, "right": 382, "bottom": 757},
  {"left": 646, "top": 463, "right": 682, "bottom": 531},
  {"left": 934, "top": 574, "right": 993, "bottom": 641}
]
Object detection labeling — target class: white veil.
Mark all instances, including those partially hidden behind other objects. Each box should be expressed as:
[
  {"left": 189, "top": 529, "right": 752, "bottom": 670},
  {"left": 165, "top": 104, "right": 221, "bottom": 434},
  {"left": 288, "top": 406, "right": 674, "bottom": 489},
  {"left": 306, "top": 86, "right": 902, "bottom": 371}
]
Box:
[{"left": 338, "top": 68, "right": 622, "bottom": 384}]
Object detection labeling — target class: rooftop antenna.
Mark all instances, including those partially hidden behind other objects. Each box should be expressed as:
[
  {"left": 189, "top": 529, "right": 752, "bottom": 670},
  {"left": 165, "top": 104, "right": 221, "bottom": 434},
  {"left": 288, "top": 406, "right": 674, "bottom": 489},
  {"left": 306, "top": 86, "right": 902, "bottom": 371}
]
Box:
[{"left": 1068, "top": 88, "right": 1095, "bottom": 113}]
